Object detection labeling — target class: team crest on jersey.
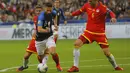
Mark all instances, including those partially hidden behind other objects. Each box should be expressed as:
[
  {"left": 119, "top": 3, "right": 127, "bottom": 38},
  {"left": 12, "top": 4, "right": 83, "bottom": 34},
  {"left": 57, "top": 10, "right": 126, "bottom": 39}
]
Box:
[{"left": 96, "top": 9, "right": 100, "bottom": 12}]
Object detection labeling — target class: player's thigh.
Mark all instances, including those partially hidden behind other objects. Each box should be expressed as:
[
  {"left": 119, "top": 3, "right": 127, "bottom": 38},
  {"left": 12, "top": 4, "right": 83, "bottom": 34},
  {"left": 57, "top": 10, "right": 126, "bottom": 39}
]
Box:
[
  {"left": 78, "top": 31, "right": 93, "bottom": 44},
  {"left": 74, "top": 38, "right": 84, "bottom": 47},
  {"left": 46, "top": 36, "right": 56, "bottom": 53},
  {"left": 35, "top": 40, "right": 47, "bottom": 55},
  {"left": 102, "top": 48, "right": 111, "bottom": 56}
]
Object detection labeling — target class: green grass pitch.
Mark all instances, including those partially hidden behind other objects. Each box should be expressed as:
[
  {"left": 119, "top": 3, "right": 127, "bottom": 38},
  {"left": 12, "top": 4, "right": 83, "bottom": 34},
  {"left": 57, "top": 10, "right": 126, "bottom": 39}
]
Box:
[{"left": 0, "top": 39, "right": 130, "bottom": 73}]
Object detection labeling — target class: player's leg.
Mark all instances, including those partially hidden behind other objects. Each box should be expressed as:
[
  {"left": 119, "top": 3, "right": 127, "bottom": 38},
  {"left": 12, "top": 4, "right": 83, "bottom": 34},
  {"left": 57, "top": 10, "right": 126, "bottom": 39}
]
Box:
[
  {"left": 68, "top": 34, "right": 91, "bottom": 72},
  {"left": 47, "top": 36, "right": 63, "bottom": 71},
  {"left": 16, "top": 51, "right": 32, "bottom": 71},
  {"left": 35, "top": 40, "right": 49, "bottom": 65},
  {"left": 39, "top": 49, "right": 49, "bottom": 65},
  {"left": 53, "top": 31, "right": 58, "bottom": 43},
  {"left": 67, "top": 39, "right": 83, "bottom": 72},
  {"left": 23, "top": 52, "right": 32, "bottom": 68},
  {"left": 52, "top": 27, "right": 61, "bottom": 68},
  {"left": 16, "top": 39, "right": 37, "bottom": 71},
  {"left": 101, "top": 47, "right": 123, "bottom": 70},
  {"left": 51, "top": 52, "right": 60, "bottom": 67},
  {"left": 97, "top": 35, "right": 123, "bottom": 71},
  {"left": 52, "top": 25, "right": 58, "bottom": 43},
  {"left": 37, "top": 55, "right": 42, "bottom": 63}
]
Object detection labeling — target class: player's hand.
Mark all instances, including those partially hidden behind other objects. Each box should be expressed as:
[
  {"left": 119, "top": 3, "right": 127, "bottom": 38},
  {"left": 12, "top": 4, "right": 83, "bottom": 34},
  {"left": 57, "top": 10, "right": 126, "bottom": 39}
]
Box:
[
  {"left": 64, "top": 20, "right": 67, "bottom": 25},
  {"left": 54, "top": 25, "right": 58, "bottom": 31},
  {"left": 110, "top": 18, "right": 117, "bottom": 23},
  {"left": 65, "top": 12, "right": 72, "bottom": 16}
]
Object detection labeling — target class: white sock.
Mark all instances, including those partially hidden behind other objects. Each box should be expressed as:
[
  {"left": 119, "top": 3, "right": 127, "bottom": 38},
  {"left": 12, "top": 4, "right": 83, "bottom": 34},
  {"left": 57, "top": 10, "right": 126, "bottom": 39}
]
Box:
[
  {"left": 42, "top": 55, "right": 48, "bottom": 65},
  {"left": 106, "top": 54, "right": 118, "bottom": 68},
  {"left": 23, "top": 59, "right": 28, "bottom": 68},
  {"left": 73, "top": 49, "right": 80, "bottom": 67}
]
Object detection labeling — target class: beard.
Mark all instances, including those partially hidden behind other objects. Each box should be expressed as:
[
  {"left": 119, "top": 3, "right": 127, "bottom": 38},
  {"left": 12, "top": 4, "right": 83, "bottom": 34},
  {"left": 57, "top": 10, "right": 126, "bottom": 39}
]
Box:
[{"left": 45, "top": 13, "right": 52, "bottom": 21}]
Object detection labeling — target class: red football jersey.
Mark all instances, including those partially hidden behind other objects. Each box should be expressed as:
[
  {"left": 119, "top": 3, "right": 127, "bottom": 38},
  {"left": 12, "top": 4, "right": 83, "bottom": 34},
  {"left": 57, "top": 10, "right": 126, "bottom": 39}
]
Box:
[{"left": 72, "top": 2, "right": 115, "bottom": 34}]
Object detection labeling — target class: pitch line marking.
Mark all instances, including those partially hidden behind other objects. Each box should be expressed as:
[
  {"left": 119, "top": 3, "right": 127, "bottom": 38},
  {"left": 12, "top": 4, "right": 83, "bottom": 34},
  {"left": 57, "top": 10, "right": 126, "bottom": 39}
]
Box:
[
  {"left": 17, "top": 63, "right": 130, "bottom": 71},
  {"left": 0, "top": 57, "right": 130, "bottom": 72}
]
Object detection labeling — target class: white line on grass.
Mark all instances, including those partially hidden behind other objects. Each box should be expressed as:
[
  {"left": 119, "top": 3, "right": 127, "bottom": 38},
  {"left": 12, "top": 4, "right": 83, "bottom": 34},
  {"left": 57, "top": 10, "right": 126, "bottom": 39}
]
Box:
[
  {"left": 0, "top": 57, "right": 130, "bottom": 72},
  {"left": 16, "top": 63, "right": 130, "bottom": 71}
]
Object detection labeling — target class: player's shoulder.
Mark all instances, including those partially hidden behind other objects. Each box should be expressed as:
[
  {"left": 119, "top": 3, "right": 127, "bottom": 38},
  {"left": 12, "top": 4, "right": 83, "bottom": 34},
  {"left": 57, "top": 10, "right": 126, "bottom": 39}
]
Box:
[
  {"left": 39, "top": 11, "right": 45, "bottom": 16},
  {"left": 99, "top": 2, "right": 107, "bottom": 8},
  {"left": 84, "top": 2, "right": 89, "bottom": 6},
  {"left": 53, "top": 7, "right": 57, "bottom": 10},
  {"left": 38, "top": 11, "right": 45, "bottom": 20}
]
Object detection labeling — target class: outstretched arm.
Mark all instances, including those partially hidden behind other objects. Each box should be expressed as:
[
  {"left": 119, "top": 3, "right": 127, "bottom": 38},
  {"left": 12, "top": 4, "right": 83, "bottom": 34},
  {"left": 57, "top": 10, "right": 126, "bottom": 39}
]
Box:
[
  {"left": 67, "top": 3, "right": 87, "bottom": 16},
  {"left": 60, "top": 9, "right": 67, "bottom": 25},
  {"left": 107, "top": 8, "right": 117, "bottom": 23}
]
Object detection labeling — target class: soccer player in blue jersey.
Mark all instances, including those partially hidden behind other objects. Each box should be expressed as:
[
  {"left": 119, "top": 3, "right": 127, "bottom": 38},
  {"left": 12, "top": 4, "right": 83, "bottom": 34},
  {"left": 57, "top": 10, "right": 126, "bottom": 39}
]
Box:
[
  {"left": 35, "top": 2, "right": 62, "bottom": 71},
  {"left": 53, "top": 0, "right": 67, "bottom": 43}
]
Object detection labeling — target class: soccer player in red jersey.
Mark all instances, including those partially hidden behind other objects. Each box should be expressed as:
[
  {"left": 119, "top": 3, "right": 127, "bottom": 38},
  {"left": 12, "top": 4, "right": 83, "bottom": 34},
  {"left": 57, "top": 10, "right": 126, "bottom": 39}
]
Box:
[
  {"left": 16, "top": 5, "right": 43, "bottom": 72},
  {"left": 67, "top": 0, "right": 123, "bottom": 72}
]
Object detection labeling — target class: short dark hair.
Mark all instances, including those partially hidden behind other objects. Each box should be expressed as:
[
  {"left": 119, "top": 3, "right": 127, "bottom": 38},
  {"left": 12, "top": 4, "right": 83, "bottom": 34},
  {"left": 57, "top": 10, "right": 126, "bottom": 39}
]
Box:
[
  {"left": 45, "top": 2, "right": 52, "bottom": 7},
  {"left": 35, "top": 4, "right": 42, "bottom": 9}
]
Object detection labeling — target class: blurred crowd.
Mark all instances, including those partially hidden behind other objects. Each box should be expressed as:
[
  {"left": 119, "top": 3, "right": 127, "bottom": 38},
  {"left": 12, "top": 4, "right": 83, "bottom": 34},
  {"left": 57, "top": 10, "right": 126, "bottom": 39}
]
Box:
[{"left": 0, "top": 0, "right": 130, "bottom": 23}]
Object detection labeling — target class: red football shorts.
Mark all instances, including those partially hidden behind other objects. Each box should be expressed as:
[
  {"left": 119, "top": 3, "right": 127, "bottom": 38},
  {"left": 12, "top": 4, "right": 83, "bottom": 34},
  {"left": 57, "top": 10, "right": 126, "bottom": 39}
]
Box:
[
  {"left": 26, "top": 38, "right": 37, "bottom": 53},
  {"left": 78, "top": 30, "right": 109, "bottom": 49}
]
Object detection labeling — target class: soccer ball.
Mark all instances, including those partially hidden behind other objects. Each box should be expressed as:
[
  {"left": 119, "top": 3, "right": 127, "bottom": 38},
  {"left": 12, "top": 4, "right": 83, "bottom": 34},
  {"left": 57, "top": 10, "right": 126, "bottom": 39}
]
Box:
[{"left": 37, "top": 63, "right": 48, "bottom": 73}]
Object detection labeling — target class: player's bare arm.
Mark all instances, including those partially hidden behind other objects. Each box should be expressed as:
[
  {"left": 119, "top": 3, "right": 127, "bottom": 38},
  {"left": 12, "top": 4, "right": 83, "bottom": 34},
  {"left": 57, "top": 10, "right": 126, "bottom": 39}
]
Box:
[
  {"left": 64, "top": 20, "right": 67, "bottom": 25},
  {"left": 32, "top": 31, "right": 36, "bottom": 38},
  {"left": 53, "top": 16, "right": 58, "bottom": 31}
]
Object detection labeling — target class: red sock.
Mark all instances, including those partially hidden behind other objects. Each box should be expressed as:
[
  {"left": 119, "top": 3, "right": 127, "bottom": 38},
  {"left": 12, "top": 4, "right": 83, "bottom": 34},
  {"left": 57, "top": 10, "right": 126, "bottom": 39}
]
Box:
[
  {"left": 52, "top": 53, "right": 60, "bottom": 66},
  {"left": 54, "top": 37, "right": 57, "bottom": 43}
]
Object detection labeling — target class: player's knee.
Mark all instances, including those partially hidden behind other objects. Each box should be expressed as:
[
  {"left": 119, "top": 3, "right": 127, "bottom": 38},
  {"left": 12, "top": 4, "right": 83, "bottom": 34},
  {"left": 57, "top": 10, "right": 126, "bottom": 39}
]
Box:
[
  {"left": 74, "top": 42, "right": 80, "bottom": 48},
  {"left": 101, "top": 46, "right": 111, "bottom": 56},
  {"left": 74, "top": 40, "right": 83, "bottom": 48},
  {"left": 100, "top": 44, "right": 109, "bottom": 49},
  {"left": 24, "top": 56, "right": 30, "bottom": 59},
  {"left": 104, "top": 52, "right": 111, "bottom": 56},
  {"left": 50, "top": 52, "right": 56, "bottom": 55},
  {"left": 54, "top": 35, "right": 58, "bottom": 38}
]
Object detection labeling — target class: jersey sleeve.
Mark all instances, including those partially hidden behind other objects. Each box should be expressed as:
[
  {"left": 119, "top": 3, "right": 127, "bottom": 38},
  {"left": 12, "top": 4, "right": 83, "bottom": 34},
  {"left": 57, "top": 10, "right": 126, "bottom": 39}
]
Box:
[
  {"left": 72, "top": 3, "right": 87, "bottom": 16},
  {"left": 80, "top": 3, "right": 87, "bottom": 12},
  {"left": 52, "top": 10, "right": 57, "bottom": 17},
  {"left": 107, "top": 8, "right": 116, "bottom": 18},
  {"left": 37, "top": 12, "right": 44, "bottom": 26},
  {"left": 60, "top": 8, "right": 66, "bottom": 21}
]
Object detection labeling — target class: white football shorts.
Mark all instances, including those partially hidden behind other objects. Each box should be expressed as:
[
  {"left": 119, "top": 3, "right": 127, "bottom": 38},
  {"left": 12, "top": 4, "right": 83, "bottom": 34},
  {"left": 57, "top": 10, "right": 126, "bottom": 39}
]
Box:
[{"left": 35, "top": 36, "right": 56, "bottom": 55}]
